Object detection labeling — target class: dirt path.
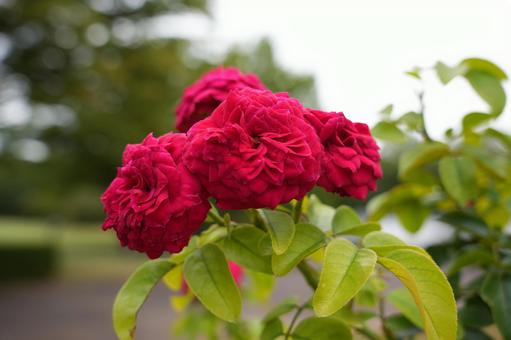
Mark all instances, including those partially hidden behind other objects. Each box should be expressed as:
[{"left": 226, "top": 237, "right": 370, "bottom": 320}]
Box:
[{"left": 0, "top": 272, "right": 309, "bottom": 340}]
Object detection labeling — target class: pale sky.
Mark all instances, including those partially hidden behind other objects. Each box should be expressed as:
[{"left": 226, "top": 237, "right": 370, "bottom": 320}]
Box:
[
  {"left": 3, "top": 0, "right": 511, "bottom": 162},
  {"left": 206, "top": 0, "right": 511, "bottom": 137}
]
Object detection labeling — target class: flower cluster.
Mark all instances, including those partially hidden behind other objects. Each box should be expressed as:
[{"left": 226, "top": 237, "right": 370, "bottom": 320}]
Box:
[{"left": 102, "top": 67, "right": 382, "bottom": 258}]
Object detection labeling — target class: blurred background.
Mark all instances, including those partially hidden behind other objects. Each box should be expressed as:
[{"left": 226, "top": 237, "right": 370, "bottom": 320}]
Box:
[{"left": 0, "top": 0, "right": 510, "bottom": 339}]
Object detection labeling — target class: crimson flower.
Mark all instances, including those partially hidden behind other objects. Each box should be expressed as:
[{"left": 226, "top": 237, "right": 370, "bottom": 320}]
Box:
[
  {"left": 305, "top": 109, "right": 382, "bottom": 199},
  {"left": 175, "top": 67, "right": 266, "bottom": 132},
  {"left": 184, "top": 88, "right": 322, "bottom": 209},
  {"left": 101, "top": 133, "right": 210, "bottom": 259}
]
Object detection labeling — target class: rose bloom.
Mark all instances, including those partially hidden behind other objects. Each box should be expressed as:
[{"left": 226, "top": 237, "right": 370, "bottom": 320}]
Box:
[
  {"left": 101, "top": 133, "right": 210, "bottom": 259},
  {"left": 175, "top": 67, "right": 266, "bottom": 132},
  {"left": 184, "top": 88, "right": 322, "bottom": 209},
  {"left": 305, "top": 109, "right": 382, "bottom": 199}
]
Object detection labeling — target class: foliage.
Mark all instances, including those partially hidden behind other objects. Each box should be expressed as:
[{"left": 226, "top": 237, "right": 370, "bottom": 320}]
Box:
[
  {"left": 113, "top": 196, "right": 457, "bottom": 339},
  {"left": 370, "top": 57, "right": 511, "bottom": 339},
  {"left": 0, "top": 0, "right": 316, "bottom": 219}
]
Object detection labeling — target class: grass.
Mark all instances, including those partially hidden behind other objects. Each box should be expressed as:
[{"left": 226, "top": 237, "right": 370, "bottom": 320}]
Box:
[{"left": 0, "top": 217, "right": 146, "bottom": 280}]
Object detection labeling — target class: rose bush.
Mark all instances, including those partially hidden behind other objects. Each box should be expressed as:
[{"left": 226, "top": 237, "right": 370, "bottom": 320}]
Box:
[
  {"left": 105, "top": 66, "right": 459, "bottom": 340},
  {"left": 175, "top": 67, "right": 266, "bottom": 132},
  {"left": 368, "top": 58, "right": 511, "bottom": 339}
]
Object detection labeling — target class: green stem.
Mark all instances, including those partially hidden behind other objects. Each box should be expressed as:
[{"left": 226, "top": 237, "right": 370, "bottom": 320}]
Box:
[
  {"left": 297, "top": 260, "right": 319, "bottom": 290},
  {"left": 249, "top": 209, "right": 266, "bottom": 231},
  {"left": 207, "top": 210, "right": 224, "bottom": 226},
  {"left": 224, "top": 213, "right": 232, "bottom": 235},
  {"left": 284, "top": 303, "right": 306, "bottom": 340},
  {"left": 292, "top": 198, "right": 304, "bottom": 224},
  {"left": 276, "top": 206, "right": 292, "bottom": 214}
]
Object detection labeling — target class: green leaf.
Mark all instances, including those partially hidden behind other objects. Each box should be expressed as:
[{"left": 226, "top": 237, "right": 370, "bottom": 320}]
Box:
[
  {"left": 222, "top": 226, "right": 272, "bottom": 274},
  {"left": 261, "top": 318, "right": 283, "bottom": 340},
  {"left": 398, "top": 142, "right": 450, "bottom": 178},
  {"left": 480, "top": 272, "right": 511, "bottom": 340},
  {"left": 386, "top": 315, "right": 421, "bottom": 338},
  {"left": 163, "top": 264, "right": 183, "bottom": 291},
  {"left": 362, "top": 231, "right": 430, "bottom": 258},
  {"left": 367, "top": 184, "right": 431, "bottom": 221},
  {"left": 387, "top": 288, "right": 423, "bottom": 328},
  {"left": 246, "top": 270, "right": 274, "bottom": 301},
  {"left": 355, "top": 276, "right": 386, "bottom": 307},
  {"left": 336, "top": 222, "right": 381, "bottom": 237},
  {"left": 461, "top": 58, "right": 508, "bottom": 80},
  {"left": 292, "top": 317, "right": 352, "bottom": 340},
  {"left": 308, "top": 195, "right": 335, "bottom": 231},
  {"left": 258, "top": 233, "right": 273, "bottom": 256},
  {"left": 378, "top": 249, "right": 457, "bottom": 340},
  {"left": 170, "top": 236, "right": 198, "bottom": 264},
  {"left": 401, "top": 168, "right": 439, "bottom": 186},
  {"left": 334, "top": 307, "right": 377, "bottom": 326},
  {"left": 183, "top": 244, "right": 241, "bottom": 322},
  {"left": 463, "top": 328, "right": 492, "bottom": 340},
  {"left": 395, "top": 199, "right": 430, "bottom": 233},
  {"left": 465, "top": 70, "right": 506, "bottom": 114},
  {"left": 459, "top": 295, "right": 493, "bottom": 329},
  {"left": 462, "top": 112, "right": 494, "bottom": 131},
  {"left": 435, "top": 61, "right": 467, "bottom": 84},
  {"left": 313, "top": 238, "right": 377, "bottom": 317},
  {"left": 486, "top": 128, "right": 511, "bottom": 149},
  {"left": 198, "top": 225, "right": 227, "bottom": 246},
  {"left": 372, "top": 121, "right": 407, "bottom": 143},
  {"left": 471, "top": 150, "right": 508, "bottom": 181},
  {"left": 406, "top": 67, "right": 422, "bottom": 80},
  {"left": 332, "top": 205, "right": 361, "bottom": 234},
  {"left": 398, "top": 111, "right": 423, "bottom": 131},
  {"left": 362, "top": 231, "right": 406, "bottom": 248},
  {"left": 447, "top": 246, "right": 494, "bottom": 275},
  {"left": 113, "top": 259, "right": 174, "bottom": 340},
  {"left": 262, "top": 298, "right": 298, "bottom": 323},
  {"left": 258, "top": 209, "right": 295, "bottom": 255},
  {"left": 439, "top": 212, "right": 489, "bottom": 238},
  {"left": 483, "top": 203, "right": 511, "bottom": 229},
  {"left": 380, "top": 104, "right": 394, "bottom": 116},
  {"left": 272, "top": 223, "right": 325, "bottom": 276}
]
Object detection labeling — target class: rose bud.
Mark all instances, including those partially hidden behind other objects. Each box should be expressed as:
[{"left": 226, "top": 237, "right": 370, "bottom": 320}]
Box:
[
  {"left": 305, "top": 109, "right": 382, "bottom": 200},
  {"left": 184, "top": 88, "right": 322, "bottom": 209},
  {"left": 101, "top": 133, "right": 210, "bottom": 259},
  {"left": 175, "top": 67, "right": 267, "bottom": 132}
]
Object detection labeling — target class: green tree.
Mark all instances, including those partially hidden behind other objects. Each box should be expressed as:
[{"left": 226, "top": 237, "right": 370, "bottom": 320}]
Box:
[{"left": 0, "top": 0, "right": 316, "bottom": 219}]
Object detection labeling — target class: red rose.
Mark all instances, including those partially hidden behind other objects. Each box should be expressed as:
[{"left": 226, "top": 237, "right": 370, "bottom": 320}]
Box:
[
  {"left": 175, "top": 67, "right": 267, "bottom": 132},
  {"left": 101, "top": 133, "right": 210, "bottom": 259},
  {"left": 305, "top": 109, "right": 382, "bottom": 199},
  {"left": 184, "top": 88, "right": 322, "bottom": 209}
]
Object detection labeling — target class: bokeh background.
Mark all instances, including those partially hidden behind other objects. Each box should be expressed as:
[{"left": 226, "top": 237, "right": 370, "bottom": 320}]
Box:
[{"left": 0, "top": 0, "right": 510, "bottom": 339}]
